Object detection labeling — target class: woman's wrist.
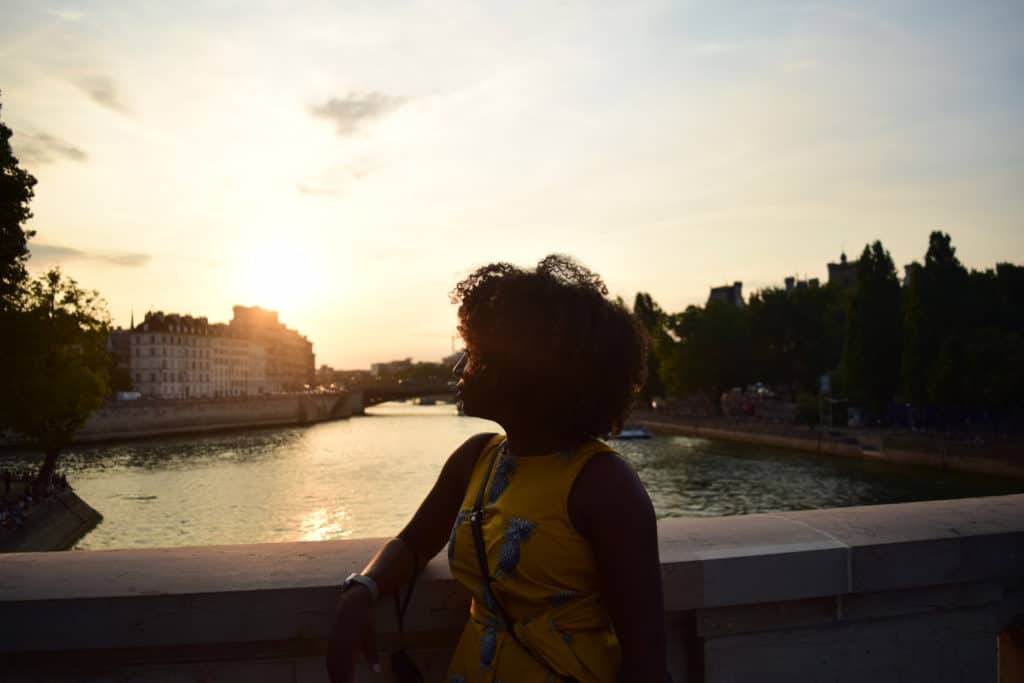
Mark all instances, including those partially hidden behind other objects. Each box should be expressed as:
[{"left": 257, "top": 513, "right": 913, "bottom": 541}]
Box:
[
  {"left": 355, "top": 536, "right": 419, "bottom": 602},
  {"left": 335, "top": 581, "right": 373, "bottom": 614}
]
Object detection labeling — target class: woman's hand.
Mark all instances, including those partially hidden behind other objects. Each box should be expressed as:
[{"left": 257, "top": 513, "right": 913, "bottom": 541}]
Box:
[
  {"left": 324, "top": 433, "right": 494, "bottom": 681},
  {"left": 325, "top": 585, "right": 381, "bottom": 683}
]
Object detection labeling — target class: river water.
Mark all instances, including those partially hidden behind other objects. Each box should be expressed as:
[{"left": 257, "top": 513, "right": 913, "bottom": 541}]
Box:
[{"left": 1, "top": 403, "right": 1020, "bottom": 550}]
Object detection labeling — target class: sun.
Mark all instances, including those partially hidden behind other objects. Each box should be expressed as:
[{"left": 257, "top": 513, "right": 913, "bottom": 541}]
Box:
[{"left": 233, "top": 239, "right": 331, "bottom": 316}]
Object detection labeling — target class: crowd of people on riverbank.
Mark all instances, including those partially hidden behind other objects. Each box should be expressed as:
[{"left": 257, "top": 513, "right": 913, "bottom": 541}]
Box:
[
  {"left": 646, "top": 391, "right": 1020, "bottom": 446},
  {"left": 0, "top": 468, "right": 71, "bottom": 535}
]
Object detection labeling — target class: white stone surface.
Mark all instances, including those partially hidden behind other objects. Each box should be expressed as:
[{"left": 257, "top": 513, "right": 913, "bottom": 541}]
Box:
[{"left": 2, "top": 494, "right": 1022, "bottom": 682}]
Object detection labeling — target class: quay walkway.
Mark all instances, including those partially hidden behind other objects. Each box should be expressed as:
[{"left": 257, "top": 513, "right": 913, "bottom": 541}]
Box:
[{"left": 1, "top": 494, "right": 1022, "bottom": 682}]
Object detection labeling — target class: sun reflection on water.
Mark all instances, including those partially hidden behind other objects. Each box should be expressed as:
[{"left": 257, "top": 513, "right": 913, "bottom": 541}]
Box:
[{"left": 299, "top": 507, "right": 353, "bottom": 541}]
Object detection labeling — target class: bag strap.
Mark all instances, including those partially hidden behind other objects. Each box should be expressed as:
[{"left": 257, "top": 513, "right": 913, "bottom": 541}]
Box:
[
  {"left": 468, "top": 440, "right": 573, "bottom": 682},
  {"left": 393, "top": 567, "right": 419, "bottom": 635},
  {"left": 392, "top": 559, "right": 425, "bottom": 683}
]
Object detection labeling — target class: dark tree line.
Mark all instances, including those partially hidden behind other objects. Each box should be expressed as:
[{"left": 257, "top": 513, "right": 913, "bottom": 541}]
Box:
[
  {"left": 0, "top": 93, "right": 112, "bottom": 495},
  {"left": 635, "top": 232, "right": 1024, "bottom": 432}
]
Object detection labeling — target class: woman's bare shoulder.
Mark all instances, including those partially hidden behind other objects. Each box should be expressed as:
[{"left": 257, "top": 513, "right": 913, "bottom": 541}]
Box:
[
  {"left": 444, "top": 432, "right": 499, "bottom": 487},
  {"left": 568, "top": 450, "right": 653, "bottom": 537}
]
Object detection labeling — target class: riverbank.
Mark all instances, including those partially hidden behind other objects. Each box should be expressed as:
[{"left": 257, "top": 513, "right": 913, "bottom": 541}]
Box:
[
  {"left": 633, "top": 410, "right": 1024, "bottom": 479},
  {"left": 0, "top": 391, "right": 364, "bottom": 448},
  {"left": 0, "top": 488, "right": 101, "bottom": 553}
]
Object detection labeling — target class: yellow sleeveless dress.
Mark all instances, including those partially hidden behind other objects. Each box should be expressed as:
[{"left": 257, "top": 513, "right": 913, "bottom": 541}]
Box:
[{"left": 445, "top": 434, "right": 621, "bottom": 683}]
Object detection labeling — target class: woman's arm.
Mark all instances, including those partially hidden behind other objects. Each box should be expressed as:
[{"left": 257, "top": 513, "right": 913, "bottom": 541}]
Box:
[
  {"left": 397, "top": 430, "right": 497, "bottom": 562},
  {"left": 569, "top": 452, "right": 671, "bottom": 683},
  {"left": 361, "top": 431, "right": 495, "bottom": 594},
  {"left": 326, "top": 431, "right": 495, "bottom": 682}
]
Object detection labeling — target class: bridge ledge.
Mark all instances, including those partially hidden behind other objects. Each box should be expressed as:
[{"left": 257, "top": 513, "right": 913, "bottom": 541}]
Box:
[{"left": 2, "top": 494, "right": 1023, "bottom": 682}]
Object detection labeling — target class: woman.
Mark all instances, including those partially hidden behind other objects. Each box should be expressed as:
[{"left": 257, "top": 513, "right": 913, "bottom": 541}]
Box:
[{"left": 327, "top": 255, "right": 670, "bottom": 682}]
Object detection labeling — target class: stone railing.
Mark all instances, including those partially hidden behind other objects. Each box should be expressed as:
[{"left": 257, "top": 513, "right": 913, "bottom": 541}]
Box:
[{"left": 2, "top": 494, "right": 1023, "bottom": 682}]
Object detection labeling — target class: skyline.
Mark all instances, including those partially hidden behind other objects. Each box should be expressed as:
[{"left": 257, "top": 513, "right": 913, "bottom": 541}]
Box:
[{"left": 2, "top": 1, "right": 1022, "bottom": 368}]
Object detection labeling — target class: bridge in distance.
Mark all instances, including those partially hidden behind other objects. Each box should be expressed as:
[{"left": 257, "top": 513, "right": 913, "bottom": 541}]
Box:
[{"left": 349, "top": 380, "right": 457, "bottom": 408}]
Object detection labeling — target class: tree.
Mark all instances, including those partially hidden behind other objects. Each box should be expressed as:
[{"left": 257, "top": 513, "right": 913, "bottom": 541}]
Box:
[
  {"left": 901, "top": 231, "right": 969, "bottom": 410},
  {"left": 659, "top": 301, "right": 749, "bottom": 409},
  {"left": 899, "top": 262, "right": 927, "bottom": 405},
  {"left": 0, "top": 92, "right": 37, "bottom": 309},
  {"left": 633, "top": 292, "right": 666, "bottom": 401},
  {"left": 395, "top": 362, "right": 449, "bottom": 383},
  {"left": 109, "top": 363, "right": 135, "bottom": 393},
  {"left": 841, "top": 241, "right": 902, "bottom": 420},
  {"left": 746, "top": 283, "right": 845, "bottom": 395},
  {"left": 3, "top": 269, "right": 111, "bottom": 495}
]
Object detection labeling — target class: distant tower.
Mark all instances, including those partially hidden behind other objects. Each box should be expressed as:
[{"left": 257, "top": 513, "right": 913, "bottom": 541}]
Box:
[
  {"left": 707, "top": 281, "right": 745, "bottom": 308},
  {"left": 827, "top": 251, "right": 858, "bottom": 289},
  {"left": 130, "top": 308, "right": 134, "bottom": 330}
]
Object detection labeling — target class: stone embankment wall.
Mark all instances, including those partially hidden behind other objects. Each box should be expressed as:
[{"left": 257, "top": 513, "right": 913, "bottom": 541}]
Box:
[
  {"left": 0, "top": 490, "right": 101, "bottom": 553},
  {"left": 71, "top": 391, "right": 363, "bottom": 444},
  {"left": 1, "top": 494, "right": 1022, "bottom": 682},
  {"left": 637, "top": 416, "right": 1024, "bottom": 479}
]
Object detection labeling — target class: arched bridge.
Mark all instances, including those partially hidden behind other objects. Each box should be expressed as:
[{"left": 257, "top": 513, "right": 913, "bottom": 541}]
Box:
[{"left": 353, "top": 381, "right": 456, "bottom": 407}]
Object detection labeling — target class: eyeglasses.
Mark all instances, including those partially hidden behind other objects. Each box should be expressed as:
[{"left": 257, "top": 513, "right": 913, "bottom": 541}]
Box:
[{"left": 452, "top": 352, "right": 468, "bottom": 377}]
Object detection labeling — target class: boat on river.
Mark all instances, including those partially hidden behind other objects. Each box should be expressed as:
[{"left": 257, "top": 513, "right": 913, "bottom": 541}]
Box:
[{"left": 608, "top": 425, "right": 652, "bottom": 440}]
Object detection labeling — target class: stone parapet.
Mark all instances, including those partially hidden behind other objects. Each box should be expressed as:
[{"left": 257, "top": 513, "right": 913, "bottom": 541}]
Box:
[{"left": 1, "top": 494, "right": 1022, "bottom": 681}]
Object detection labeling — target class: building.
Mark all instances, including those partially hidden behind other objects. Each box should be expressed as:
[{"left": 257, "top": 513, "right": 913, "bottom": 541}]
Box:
[
  {"left": 827, "top": 252, "right": 858, "bottom": 289},
  {"left": 371, "top": 358, "right": 413, "bottom": 378},
  {"left": 128, "top": 313, "right": 216, "bottom": 399},
  {"left": 106, "top": 327, "right": 132, "bottom": 373},
  {"left": 229, "top": 306, "right": 314, "bottom": 391},
  {"left": 707, "top": 281, "right": 744, "bottom": 308},
  {"left": 123, "top": 307, "right": 314, "bottom": 399},
  {"left": 903, "top": 261, "right": 922, "bottom": 285},
  {"left": 784, "top": 276, "right": 821, "bottom": 291}
]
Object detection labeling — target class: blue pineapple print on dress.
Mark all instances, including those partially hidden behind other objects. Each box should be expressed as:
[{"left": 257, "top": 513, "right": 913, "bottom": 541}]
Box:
[
  {"left": 479, "top": 625, "right": 497, "bottom": 669},
  {"left": 487, "top": 449, "right": 516, "bottom": 503},
  {"left": 496, "top": 517, "right": 536, "bottom": 577},
  {"left": 447, "top": 510, "right": 468, "bottom": 563},
  {"left": 550, "top": 589, "right": 578, "bottom": 607}
]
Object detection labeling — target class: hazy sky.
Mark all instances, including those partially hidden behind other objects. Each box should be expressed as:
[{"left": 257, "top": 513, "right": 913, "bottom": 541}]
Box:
[{"left": 2, "top": 1, "right": 1022, "bottom": 368}]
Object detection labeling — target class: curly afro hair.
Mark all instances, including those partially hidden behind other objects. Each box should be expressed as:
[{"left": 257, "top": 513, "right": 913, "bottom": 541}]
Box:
[{"left": 451, "top": 254, "right": 648, "bottom": 441}]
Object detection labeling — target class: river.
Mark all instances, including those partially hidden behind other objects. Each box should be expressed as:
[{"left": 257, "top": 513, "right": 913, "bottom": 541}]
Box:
[{"left": 1, "top": 402, "right": 1021, "bottom": 550}]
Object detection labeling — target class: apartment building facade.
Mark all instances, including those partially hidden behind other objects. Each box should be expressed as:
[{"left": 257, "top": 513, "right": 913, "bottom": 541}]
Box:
[{"left": 123, "top": 307, "right": 312, "bottom": 399}]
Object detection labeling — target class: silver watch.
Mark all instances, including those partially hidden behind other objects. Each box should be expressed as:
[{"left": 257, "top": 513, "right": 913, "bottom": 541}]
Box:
[{"left": 342, "top": 572, "right": 379, "bottom": 602}]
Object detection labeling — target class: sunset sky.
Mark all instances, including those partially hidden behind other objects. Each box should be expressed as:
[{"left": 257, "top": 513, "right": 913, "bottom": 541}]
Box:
[{"left": 2, "top": 1, "right": 1022, "bottom": 369}]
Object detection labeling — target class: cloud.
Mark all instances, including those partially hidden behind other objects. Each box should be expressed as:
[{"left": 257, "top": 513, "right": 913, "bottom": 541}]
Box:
[
  {"left": 310, "top": 92, "right": 407, "bottom": 136},
  {"left": 14, "top": 132, "right": 87, "bottom": 165},
  {"left": 76, "top": 75, "right": 132, "bottom": 115},
  {"left": 31, "top": 243, "right": 151, "bottom": 267},
  {"left": 45, "top": 8, "right": 86, "bottom": 22}
]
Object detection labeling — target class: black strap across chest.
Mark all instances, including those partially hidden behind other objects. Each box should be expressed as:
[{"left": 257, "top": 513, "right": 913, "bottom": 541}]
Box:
[{"left": 468, "top": 439, "right": 578, "bottom": 683}]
